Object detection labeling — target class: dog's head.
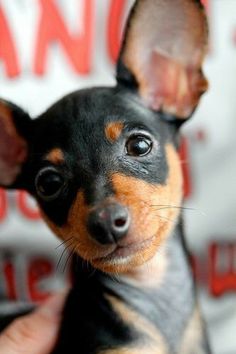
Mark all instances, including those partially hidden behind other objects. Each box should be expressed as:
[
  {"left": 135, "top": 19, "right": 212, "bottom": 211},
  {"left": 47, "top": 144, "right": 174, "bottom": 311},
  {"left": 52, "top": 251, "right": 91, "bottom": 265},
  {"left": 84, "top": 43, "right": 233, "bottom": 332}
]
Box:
[{"left": 0, "top": 0, "right": 208, "bottom": 273}]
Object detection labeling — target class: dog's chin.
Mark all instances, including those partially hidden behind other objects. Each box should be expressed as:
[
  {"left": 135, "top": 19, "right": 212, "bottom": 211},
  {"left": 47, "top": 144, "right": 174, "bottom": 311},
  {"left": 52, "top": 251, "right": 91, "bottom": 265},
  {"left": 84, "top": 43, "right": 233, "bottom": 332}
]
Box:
[{"left": 89, "top": 235, "right": 158, "bottom": 273}]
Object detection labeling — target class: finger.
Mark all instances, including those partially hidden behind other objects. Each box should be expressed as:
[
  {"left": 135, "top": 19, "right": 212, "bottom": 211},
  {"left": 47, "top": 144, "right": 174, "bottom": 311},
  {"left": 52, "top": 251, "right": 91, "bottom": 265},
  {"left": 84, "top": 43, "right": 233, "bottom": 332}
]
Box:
[{"left": 0, "top": 291, "right": 68, "bottom": 354}]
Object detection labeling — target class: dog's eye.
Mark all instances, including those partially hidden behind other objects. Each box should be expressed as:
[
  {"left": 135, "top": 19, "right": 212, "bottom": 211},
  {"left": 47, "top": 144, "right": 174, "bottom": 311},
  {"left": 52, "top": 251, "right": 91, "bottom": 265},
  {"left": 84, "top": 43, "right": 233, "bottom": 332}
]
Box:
[
  {"left": 126, "top": 136, "right": 152, "bottom": 156},
  {"left": 35, "top": 168, "right": 65, "bottom": 201}
]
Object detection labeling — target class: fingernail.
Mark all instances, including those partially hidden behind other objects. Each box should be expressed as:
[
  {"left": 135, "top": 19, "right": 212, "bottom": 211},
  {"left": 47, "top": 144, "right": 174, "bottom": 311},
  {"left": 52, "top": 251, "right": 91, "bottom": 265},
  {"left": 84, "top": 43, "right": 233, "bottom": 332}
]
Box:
[{"left": 38, "top": 289, "right": 69, "bottom": 319}]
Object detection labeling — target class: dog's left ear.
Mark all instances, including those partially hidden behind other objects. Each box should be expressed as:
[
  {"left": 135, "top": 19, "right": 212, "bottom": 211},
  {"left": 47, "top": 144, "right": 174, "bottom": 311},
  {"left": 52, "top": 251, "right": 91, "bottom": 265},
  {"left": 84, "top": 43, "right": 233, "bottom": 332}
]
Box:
[
  {"left": 0, "top": 100, "right": 31, "bottom": 188},
  {"left": 116, "top": 0, "right": 208, "bottom": 120}
]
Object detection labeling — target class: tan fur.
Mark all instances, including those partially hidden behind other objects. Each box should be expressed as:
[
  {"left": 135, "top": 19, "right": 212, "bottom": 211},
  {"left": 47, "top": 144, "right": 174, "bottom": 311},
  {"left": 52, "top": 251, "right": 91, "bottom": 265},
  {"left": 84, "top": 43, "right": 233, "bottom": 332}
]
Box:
[
  {"left": 41, "top": 144, "right": 182, "bottom": 274},
  {"left": 96, "top": 144, "right": 183, "bottom": 272},
  {"left": 41, "top": 192, "right": 120, "bottom": 265},
  {"left": 179, "top": 307, "right": 205, "bottom": 354},
  {"left": 45, "top": 148, "right": 64, "bottom": 164},
  {"left": 99, "top": 294, "right": 168, "bottom": 354},
  {"left": 105, "top": 122, "right": 124, "bottom": 142}
]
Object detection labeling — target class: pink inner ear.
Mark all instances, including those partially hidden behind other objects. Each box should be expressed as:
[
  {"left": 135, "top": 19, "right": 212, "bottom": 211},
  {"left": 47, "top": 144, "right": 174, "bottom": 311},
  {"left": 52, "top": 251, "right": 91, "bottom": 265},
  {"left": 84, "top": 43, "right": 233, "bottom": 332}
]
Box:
[
  {"left": 139, "top": 51, "right": 208, "bottom": 118},
  {"left": 119, "top": 0, "right": 208, "bottom": 119},
  {"left": 0, "top": 107, "right": 27, "bottom": 186}
]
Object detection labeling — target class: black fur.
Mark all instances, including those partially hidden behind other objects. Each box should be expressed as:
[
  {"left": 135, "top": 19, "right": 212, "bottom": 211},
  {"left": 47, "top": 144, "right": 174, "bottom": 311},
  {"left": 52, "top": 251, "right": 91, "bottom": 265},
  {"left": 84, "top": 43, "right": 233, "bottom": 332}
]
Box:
[
  {"left": 0, "top": 0, "right": 211, "bottom": 353},
  {"left": 12, "top": 87, "right": 172, "bottom": 226}
]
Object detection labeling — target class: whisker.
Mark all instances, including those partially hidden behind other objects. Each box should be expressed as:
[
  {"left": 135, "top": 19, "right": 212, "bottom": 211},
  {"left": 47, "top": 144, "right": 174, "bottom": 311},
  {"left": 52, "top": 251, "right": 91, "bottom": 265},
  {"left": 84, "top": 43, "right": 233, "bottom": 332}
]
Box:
[
  {"left": 156, "top": 206, "right": 205, "bottom": 217},
  {"left": 150, "top": 204, "right": 195, "bottom": 211},
  {"left": 63, "top": 245, "right": 77, "bottom": 273},
  {"left": 55, "top": 236, "right": 73, "bottom": 249},
  {"left": 88, "top": 266, "right": 97, "bottom": 279},
  {"left": 154, "top": 213, "right": 176, "bottom": 223},
  {"left": 56, "top": 241, "right": 74, "bottom": 270},
  {"left": 150, "top": 204, "right": 205, "bottom": 215}
]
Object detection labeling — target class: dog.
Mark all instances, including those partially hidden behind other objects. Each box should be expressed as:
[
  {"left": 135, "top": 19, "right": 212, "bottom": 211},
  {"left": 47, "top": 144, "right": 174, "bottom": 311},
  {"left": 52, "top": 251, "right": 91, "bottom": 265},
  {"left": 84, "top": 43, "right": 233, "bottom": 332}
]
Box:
[{"left": 0, "top": 0, "right": 211, "bottom": 353}]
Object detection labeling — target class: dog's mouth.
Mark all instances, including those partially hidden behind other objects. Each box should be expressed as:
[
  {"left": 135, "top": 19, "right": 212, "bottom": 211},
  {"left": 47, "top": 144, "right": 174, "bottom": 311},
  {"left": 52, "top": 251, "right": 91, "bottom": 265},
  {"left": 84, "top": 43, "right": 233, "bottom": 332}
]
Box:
[{"left": 93, "top": 235, "right": 155, "bottom": 264}]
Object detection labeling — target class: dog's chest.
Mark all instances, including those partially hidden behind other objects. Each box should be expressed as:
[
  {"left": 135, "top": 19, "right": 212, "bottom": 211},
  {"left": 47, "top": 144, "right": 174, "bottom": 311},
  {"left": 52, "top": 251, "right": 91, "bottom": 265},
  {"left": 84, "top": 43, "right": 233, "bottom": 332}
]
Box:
[
  {"left": 103, "top": 236, "right": 196, "bottom": 353},
  {"left": 52, "top": 233, "right": 202, "bottom": 354}
]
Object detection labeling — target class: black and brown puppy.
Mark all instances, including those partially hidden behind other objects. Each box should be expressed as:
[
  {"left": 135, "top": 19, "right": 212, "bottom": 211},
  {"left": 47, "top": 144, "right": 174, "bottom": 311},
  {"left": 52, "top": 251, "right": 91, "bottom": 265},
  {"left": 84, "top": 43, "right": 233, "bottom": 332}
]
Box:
[{"left": 0, "top": 0, "right": 210, "bottom": 353}]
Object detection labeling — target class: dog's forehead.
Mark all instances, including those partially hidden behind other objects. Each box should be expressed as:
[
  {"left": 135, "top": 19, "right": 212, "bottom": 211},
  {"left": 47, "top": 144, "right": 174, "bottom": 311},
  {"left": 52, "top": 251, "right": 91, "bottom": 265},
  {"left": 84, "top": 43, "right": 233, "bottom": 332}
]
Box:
[
  {"left": 33, "top": 87, "right": 167, "bottom": 159},
  {"left": 46, "top": 87, "right": 158, "bottom": 130}
]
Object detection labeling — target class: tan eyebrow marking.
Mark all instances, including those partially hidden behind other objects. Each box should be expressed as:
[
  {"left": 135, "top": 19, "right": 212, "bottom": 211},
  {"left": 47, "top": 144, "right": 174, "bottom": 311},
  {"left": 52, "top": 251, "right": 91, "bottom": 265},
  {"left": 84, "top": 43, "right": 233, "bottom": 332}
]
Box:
[
  {"left": 105, "top": 121, "right": 124, "bottom": 142},
  {"left": 45, "top": 148, "right": 64, "bottom": 164}
]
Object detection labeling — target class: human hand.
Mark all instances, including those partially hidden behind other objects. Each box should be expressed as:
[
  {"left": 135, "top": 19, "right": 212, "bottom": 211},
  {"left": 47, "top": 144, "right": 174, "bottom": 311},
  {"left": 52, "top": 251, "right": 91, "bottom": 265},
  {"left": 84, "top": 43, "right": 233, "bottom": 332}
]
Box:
[{"left": 0, "top": 291, "right": 67, "bottom": 354}]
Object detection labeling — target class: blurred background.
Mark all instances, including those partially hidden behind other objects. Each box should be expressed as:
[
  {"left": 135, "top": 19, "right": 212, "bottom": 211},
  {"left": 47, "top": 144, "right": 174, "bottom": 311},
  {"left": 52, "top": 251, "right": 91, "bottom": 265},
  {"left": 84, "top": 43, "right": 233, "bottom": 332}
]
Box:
[{"left": 0, "top": 1, "right": 236, "bottom": 353}]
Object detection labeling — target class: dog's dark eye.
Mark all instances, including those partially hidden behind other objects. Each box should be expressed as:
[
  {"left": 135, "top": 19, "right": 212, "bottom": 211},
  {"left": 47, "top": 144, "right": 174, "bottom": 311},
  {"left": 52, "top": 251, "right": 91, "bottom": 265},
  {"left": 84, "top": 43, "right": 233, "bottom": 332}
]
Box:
[
  {"left": 126, "top": 136, "right": 152, "bottom": 156},
  {"left": 35, "top": 168, "right": 65, "bottom": 201}
]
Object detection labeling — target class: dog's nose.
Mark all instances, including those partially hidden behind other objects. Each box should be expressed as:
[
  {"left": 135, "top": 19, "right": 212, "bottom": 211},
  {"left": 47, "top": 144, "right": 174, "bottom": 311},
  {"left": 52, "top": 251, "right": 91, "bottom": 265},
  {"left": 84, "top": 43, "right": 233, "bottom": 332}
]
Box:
[{"left": 87, "top": 204, "right": 130, "bottom": 245}]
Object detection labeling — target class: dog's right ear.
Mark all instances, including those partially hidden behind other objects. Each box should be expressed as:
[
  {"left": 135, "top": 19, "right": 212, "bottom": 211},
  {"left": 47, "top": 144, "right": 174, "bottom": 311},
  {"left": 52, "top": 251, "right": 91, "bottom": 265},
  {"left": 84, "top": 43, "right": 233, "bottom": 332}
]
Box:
[
  {"left": 0, "top": 99, "right": 31, "bottom": 188},
  {"left": 116, "top": 0, "right": 208, "bottom": 120}
]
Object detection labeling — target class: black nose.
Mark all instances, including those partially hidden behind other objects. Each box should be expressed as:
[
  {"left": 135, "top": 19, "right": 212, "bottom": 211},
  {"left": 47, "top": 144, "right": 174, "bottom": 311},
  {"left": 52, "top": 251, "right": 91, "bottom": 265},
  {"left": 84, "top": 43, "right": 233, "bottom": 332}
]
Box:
[{"left": 87, "top": 204, "right": 130, "bottom": 245}]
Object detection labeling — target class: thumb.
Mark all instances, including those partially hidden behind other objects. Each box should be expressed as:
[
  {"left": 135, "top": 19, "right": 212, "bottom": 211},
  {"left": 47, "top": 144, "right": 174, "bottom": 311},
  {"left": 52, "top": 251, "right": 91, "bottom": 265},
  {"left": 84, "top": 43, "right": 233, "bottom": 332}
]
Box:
[{"left": 0, "top": 291, "right": 67, "bottom": 354}]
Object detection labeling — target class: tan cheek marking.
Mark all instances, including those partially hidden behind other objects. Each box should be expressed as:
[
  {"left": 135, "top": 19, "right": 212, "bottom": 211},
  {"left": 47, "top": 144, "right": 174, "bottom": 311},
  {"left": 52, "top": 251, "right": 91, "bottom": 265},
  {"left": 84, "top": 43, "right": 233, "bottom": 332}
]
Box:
[
  {"left": 105, "top": 121, "right": 124, "bottom": 142},
  {"left": 100, "top": 295, "right": 168, "bottom": 354},
  {"left": 40, "top": 191, "right": 115, "bottom": 263},
  {"left": 180, "top": 307, "right": 205, "bottom": 354},
  {"left": 109, "top": 144, "right": 183, "bottom": 271},
  {"left": 41, "top": 191, "right": 89, "bottom": 245},
  {"left": 45, "top": 148, "right": 64, "bottom": 164}
]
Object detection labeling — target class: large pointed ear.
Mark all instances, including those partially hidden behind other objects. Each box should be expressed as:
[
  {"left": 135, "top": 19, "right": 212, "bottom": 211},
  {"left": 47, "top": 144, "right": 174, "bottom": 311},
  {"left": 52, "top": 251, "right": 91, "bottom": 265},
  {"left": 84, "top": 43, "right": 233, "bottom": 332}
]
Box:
[
  {"left": 0, "top": 99, "right": 31, "bottom": 188},
  {"left": 117, "top": 0, "right": 208, "bottom": 120}
]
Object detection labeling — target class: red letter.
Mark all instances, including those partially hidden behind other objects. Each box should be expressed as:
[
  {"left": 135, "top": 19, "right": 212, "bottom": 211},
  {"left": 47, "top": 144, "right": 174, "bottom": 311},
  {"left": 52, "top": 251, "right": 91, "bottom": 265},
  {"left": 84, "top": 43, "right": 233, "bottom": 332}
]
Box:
[
  {"left": 3, "top": 261, "right": 17, "bottom": 300},
  {"left": 17, "top": 191, "right": 41, "bottom": 220},
  {"left": 209, "top": 242, "right": 236, "bottom": 297},
  {"left": 28, "top": 258, "right": 53, "bottom": 302},
  {"left": 0, "top": 189, "right": 7, "bottom": 222},
  {"left": 0, "top": 7, "right": 20, "bottom": 77},
  {"left": 201, "top": 0, "right": 208, "bottom": 9},
  {"left": 34, "top": 0, "right": 94, "bottom": 75},
  {"left": 179, "top": 137, "right": 192, "bottom": 199},
  {"left": 107, "top": 0, "right": 127, "bottom": 63},
  {"left": 189, "top": 253, "right": 199, "bottom": 283}
]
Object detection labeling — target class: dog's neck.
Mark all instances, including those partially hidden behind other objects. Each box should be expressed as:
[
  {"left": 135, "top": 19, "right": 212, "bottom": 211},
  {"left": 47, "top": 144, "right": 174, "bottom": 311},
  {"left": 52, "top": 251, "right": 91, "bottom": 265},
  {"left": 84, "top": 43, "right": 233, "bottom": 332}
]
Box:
[
  {"left": 122, "top": 223, "right": 193, "bottom": 289},
  {"left": 72, "top": 221, "right": 196, "bottom": 352}
]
